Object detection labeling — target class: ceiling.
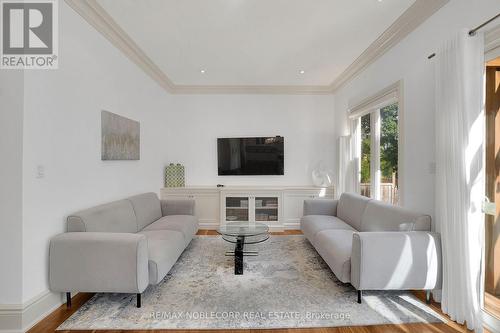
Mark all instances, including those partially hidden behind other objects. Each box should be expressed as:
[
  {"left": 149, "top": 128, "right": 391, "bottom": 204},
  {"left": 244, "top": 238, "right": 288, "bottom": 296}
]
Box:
[
  {"left": 66, "top": 0, "right": 448, "bottom": 93},
  {"left": 96, "top": 0, "right": 414, "bottom": 87}
]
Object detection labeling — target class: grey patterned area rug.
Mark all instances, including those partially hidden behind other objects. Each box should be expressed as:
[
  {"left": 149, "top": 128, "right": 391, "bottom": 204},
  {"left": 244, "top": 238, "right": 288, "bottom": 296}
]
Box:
[{"left": 58, "top": 235, "right": 444, "bottom": 330}]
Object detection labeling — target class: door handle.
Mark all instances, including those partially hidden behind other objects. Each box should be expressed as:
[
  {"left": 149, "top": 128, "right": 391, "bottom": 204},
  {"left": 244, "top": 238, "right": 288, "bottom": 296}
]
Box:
[{"left": 483, "top": 197, "right": 496, "bottom": 216}]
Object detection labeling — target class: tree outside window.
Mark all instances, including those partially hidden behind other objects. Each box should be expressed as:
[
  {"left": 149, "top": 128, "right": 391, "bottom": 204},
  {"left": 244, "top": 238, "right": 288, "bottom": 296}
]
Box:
[{"left": 360, "top": 103, "right": 398, "bottom": 203}]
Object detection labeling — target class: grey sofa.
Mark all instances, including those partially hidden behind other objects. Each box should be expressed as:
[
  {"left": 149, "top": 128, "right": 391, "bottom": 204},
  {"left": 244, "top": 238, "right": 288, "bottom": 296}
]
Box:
[
  {"left": 49, "top": 192, "right": 198, "bottom": 308},
  {"left": 301, "top": 192, "right": 441, "bottom": 304}
]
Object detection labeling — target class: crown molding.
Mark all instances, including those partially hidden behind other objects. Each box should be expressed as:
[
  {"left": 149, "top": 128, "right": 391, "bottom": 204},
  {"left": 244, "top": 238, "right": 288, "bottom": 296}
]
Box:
[
  {"left": 65, "top": 0, "right": 448, "bottom": 95},
  {"left": 64, "top": 0, "right": 176, "bottom": 93},
  {"left": 328, "top": 0, "right": 449, "bottom": 92},
  {"left": 173, "top": 84, "right": 333, "bottom": 95}
]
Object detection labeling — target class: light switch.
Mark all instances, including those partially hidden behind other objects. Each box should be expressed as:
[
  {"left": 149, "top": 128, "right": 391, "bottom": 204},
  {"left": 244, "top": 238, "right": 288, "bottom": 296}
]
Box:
[
  {"left": 36, "top": 165, "right": 45, "bottom": 179},
  {"left": 428, "top": 162, "right": 436, "bottom": 174}
]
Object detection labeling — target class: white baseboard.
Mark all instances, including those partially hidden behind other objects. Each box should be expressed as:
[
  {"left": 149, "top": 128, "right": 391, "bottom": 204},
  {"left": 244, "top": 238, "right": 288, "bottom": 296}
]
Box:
[
  {"left": 0, "top": 291, "right": 65, "bottom": 333},
  {"left": 199, "top": 222, "right": 219, "bottom": 230},
  {"left": 0, "top": 307, "right": 22, "bottom": 333},
  {"left": 284, "top": 222, "right": 300, "bottom": 230}
]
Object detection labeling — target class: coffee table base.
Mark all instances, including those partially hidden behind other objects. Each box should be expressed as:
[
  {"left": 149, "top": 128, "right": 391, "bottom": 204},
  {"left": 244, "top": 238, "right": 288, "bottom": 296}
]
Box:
[
  {"left": 217, "top": 222, "right": 270, "bottom": 276},
  {"left": 235, "top": 236, "right": 244, "bottom": 274},
  {"left": 223, "top": 236, "right": 259, "bottom": 275}
]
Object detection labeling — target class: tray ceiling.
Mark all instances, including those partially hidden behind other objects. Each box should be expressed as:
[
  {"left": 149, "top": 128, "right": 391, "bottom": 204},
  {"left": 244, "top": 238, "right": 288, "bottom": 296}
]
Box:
[{"left": 67, "top": 0, "right": 449, "bottom": 94}]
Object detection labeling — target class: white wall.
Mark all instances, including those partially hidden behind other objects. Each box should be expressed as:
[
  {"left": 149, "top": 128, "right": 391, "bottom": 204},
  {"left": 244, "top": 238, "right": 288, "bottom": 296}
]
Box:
[
  {"left": 333, "top": 0, "right": 500, "bottom": 218},
  {"left": 21, "top": 1, "right": 174, "bottom": 303},
  {"left": 0, "top": 71, "right": 24, "bottom": 305},
  {"left": 19, "top": 0, "right": 335, "bottom": 307},
  {"left": 165, "top": 94, "right": 335, "bottom": 186}
]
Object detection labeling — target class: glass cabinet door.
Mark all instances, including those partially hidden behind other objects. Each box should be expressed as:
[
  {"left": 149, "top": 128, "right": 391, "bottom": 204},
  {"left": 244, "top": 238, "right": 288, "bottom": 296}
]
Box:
[
  {"left": 254, "top": 197, "right": 279, "bottom": 222},
  {"left": 225, "top": 197, "right": 249, "bottom": 222}
]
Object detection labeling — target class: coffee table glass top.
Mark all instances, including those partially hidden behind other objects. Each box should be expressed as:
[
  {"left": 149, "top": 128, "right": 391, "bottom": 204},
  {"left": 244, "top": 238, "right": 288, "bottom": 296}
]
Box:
[
  {"left": 218, "top": 222, "right": 270, "bottom": 244},
  {"left": 218, "top": 222, "right": 269, "bottom": 237}
]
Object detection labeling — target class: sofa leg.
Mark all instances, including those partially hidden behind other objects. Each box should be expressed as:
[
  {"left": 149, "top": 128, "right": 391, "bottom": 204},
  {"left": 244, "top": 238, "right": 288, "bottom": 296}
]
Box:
[
  {"left": 357, "top": 290, "right": 362, "bottom": 304},
  {"left": 137, "top": 293, "right": 141, "bottom": 308},
  {"left": 66, "top": 292, "right": 71, "bottom": 309},
  {"left": 425, "top": 290, "right": 431, "bottom": 304}
]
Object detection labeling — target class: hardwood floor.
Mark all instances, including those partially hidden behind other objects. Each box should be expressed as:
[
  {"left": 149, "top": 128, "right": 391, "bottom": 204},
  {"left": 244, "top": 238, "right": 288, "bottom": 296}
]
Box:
[
  {"left": 27, "top": 230, "right": 469, "bottom": 333},
  {"left": 484, "top": 292, "right": 500, "bottom": 325}
]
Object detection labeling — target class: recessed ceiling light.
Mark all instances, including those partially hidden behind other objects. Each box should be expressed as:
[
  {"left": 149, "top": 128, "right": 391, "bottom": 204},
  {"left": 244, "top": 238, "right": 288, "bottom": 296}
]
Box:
[
  {"left": 200, "top": 69, "right": 206, "bottom": 74},
  {"left": 299, "top": 70, "right": 305, "bottom": 74}
]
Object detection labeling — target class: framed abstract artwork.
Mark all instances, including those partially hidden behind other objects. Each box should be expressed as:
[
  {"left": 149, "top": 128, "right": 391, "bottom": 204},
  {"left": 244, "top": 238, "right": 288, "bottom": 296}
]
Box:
[{"left": 101, "top": 110, "right": 140, "bottom": 160}]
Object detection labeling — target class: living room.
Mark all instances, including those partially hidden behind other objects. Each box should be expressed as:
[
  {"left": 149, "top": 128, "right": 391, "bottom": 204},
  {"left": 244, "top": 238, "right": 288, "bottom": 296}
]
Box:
[{"left": 1, "top": 0, "right": 500, "bottom": 332}]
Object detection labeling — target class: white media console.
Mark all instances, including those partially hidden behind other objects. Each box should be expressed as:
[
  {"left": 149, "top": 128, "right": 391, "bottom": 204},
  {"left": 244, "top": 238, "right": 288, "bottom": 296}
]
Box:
[{"left": 160, "top": 186, "right": 335, "bottom": 231}]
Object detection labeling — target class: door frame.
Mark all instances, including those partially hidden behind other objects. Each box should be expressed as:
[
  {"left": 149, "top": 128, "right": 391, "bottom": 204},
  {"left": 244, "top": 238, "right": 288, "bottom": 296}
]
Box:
[{"left": 483, "top": 24, "right": 500, "bottom": 333}]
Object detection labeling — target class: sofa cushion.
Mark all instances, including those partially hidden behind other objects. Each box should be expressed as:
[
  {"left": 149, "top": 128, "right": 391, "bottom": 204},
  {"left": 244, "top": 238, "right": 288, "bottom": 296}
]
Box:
[
  {"left": 128, "top": 193, "right": 163, "bottom": 231},
  {"left": 138, "top": 230, "right": 185, "bottom": 285},
  {"left": 336, "top": 193, "right": 371, "bottom": 231},
  {"left": 161, "top": 200, "right": 195, "bottom": 216},
  {"left": 300, "top": 215, "right": 354, "bottom": 246},
  {"left": 67, "top": 199, "right": 138, "bottom": 233},
  {"left": 314, "top": 229, "right": 355, "bottom": 283},
  {"left": 142, "top": 215, "right": 198, "bottom": 246},
  {"left": 360, "top": 200, "right": 431, "bottom": 232},
  {"left": 303, "top": 199, "right": 338, "bottom": 216}
]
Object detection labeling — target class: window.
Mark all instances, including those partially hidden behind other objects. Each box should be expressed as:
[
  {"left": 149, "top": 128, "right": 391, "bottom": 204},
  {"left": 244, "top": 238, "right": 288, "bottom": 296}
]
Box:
[
  {"left": 357, "top": 104, "right": 399, "bottom": 204},
  {"left": 379, "top": 104, "right": 399, "bottom": 204},
  {"left": 349, "top": 83, "right": 401, "bottom": 205},
  {"left": 360, "top": 113, "right": 371, "bottom": 198}
]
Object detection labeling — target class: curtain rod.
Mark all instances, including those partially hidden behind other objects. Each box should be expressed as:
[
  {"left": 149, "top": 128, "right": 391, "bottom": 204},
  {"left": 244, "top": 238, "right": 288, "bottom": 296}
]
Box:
[
  {"left": 428, "top": 12, "right": 500, "bottom": 59},
  {"left": 469, "top": 13, "right": 500, "bottom": 36}
]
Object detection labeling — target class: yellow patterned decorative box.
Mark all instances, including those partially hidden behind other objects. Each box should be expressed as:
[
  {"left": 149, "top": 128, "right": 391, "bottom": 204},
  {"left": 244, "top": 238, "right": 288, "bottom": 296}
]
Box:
[{"left": 165, "top": 163, "right": 185, "bottom": 187}]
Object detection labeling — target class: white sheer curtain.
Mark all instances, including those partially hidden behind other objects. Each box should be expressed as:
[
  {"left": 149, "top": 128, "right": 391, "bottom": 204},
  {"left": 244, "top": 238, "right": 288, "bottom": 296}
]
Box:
[
  {"left": 435, "top": 30, "right": 485, "bottom": 331},
  {"left": 347, "top": 118, "right": 361, "bottom": 194},
  {"left": 337, "top": 119, "right": 360, "bottom": 197},
  {"left": 337, "top": 136, "right": 349, "bottom": 196}
]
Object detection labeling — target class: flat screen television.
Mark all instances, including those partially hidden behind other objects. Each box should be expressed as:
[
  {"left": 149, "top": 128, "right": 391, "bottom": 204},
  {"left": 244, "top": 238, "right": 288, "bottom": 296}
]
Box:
[{"left": 217, "top": 136, "right": 284, "bottom": 176}]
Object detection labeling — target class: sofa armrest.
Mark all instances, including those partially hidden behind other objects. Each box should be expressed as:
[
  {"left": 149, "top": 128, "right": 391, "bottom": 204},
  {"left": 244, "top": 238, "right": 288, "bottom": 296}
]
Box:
[
  {"left": 161, "top": 199, "right": 195, "bottom": 216},
  {"left": 49, "top": 232, "right": 149, "bottom": 293},
  {"left": 351, "top": 231, "right": 442, "bottom": 291},
  {"left": 303, "top": 199, "right": 338, "bottom": 216}
]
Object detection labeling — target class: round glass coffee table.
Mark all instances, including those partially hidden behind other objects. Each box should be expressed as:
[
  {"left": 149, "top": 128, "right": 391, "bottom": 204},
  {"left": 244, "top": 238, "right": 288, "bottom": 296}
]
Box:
[{"left": 217, "top": 222, "right": 269, "bottom": 275}]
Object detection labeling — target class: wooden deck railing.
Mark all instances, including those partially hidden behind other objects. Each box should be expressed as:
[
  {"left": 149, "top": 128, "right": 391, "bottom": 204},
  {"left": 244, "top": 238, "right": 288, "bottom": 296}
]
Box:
[{"left": 360, "top": 183, "right": 398, "bottom": 205}]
